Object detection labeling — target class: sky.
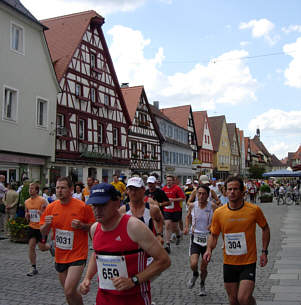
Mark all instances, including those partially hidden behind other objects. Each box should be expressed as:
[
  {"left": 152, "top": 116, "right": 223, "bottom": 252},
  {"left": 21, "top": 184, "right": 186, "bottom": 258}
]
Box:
[{"left": 22, "top": 0, "right": 301, "bottom": 160}]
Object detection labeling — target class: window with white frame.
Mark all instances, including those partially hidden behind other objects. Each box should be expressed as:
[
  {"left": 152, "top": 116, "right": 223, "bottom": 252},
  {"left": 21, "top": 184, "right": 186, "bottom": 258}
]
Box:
[
  {"left": 11, "top": 23, "right": 24, "bottom": 54},
  {"left": 3, "top": 87, "right": 18, "bottom": 121},
  {"left": 36, "top": 98, "right": 48, "bottom": 127},
  {"left": 91, "top": 87, "right": 96, "bottom": 103},
  {"left": 75, "top": 83, "right": 82, "bottom": 97},
  {"left": 98, "top": 123, "right": 103, "bottom": 143},
  {"left": 78, "top": 119, "right": 85, "bottom": 140},
  {"left": 91, "top": 53, "right": 96, "bottom": 68},
  {"left": 104, "top": 94, "right": 109, "bottom": 106},
  {"left": 57, "top": 114, "right": 65, "bottom": 136},
  {"left": 113, "top": 127, "right": 119, "bottom": 146}
]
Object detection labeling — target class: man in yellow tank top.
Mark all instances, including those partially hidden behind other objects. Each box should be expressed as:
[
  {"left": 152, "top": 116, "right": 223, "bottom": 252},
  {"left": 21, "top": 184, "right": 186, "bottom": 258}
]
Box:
[{"left": 204, "top": 176, "right": 270, "bottom": 305}]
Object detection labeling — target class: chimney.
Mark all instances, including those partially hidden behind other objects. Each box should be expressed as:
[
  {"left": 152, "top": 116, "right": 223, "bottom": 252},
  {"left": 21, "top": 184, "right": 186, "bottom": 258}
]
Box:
[
  {"left": 153, "top": 101, "right": 159, "bottom": 109},
  {"left": 121, "top": 83, "right": 129, "bottom": 88}
]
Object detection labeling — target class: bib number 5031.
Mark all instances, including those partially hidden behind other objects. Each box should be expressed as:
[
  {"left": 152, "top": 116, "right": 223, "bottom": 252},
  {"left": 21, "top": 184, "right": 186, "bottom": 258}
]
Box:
[{"left": 102, "top": 268, "right": 119, "bottom": 279}]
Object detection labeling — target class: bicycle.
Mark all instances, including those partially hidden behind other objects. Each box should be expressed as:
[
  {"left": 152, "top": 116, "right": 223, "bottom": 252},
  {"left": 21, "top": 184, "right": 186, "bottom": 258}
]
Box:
[
  {"left": 277, "top": 193, "right": 285, "bottom": 205},
  {"left": 285, "top": 192, "right": 293, "bottom": 205}
]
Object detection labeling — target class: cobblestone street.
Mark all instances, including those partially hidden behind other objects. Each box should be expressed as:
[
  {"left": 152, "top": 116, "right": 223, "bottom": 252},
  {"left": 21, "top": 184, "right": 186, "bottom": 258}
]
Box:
[{"left": 0, "top": 201, "right": 296, "bottom": 305}]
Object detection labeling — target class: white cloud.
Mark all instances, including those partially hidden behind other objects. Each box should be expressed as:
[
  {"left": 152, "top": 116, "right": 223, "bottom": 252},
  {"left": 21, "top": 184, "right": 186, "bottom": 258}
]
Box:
[
  {"left": 108, "top": 26, "right": 258, "bottom": 110},
  {"left": 21, "top": 0, "right": 146, "bottom": 19},
  {"left": 239, "top": 18, "right": 279, "bottom": 45},
  {"left": 248, "top": 109, "right": 301, "bottom": 158},
  {"left": 282, "top": 25, "right": 301, "bottom": 34},
  {"left": 283, "top": 37, "right": 301, "bottom": 88}
]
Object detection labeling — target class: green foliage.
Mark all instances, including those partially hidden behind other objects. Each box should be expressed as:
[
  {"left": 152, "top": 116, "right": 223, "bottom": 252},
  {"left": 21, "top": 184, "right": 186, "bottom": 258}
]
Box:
[
  {"left": 19, "top": 181, "right": 30, "bottom": 207},
  {"left": 260, "top": 193, "right": 273, "bottom": 203},
  {"left": 7, "top": 217, "right": 29, "bottom": 239},
  {"left": 248, "top": 165, "right": 266, "bottom": 179},
  {"left": 260, "top": 184, "right": 271, "bottom": 193}
]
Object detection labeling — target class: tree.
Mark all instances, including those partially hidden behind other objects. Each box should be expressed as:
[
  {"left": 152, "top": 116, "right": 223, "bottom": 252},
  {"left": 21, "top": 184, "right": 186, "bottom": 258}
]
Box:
[{"left": 248, "top": 165, "right": 266, "bottom": 179}]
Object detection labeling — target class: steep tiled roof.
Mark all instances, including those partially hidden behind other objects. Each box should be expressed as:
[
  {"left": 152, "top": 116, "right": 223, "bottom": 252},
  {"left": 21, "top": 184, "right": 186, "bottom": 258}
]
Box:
[
  {"left": 121, "top": 86, "right": 143, "bottom": 122},
  {"left": 294, "top": 145, "right": 301, "bottom": 159},
  {"left": 226, "top": 123, "right": 237, "bottom": 147},
  {"left": 253, "top": 135, "right": 271, "bottom": 157},
  {"left": 160, "top": 105, "right": 191, "bottom": 130},
  {"left": 208, "top": 115, "right": 225, "bottom": 152},
  {"left": 271, "top": 154, "right": 284, "bottom": 167},
  {"left": 1, "top": 0, "right": 46, "bottom": 28},
  {"left": 41, "top": 10, "right": 104, "bottom": 80},
  {"left": 192, "top": 111, "right": 206, "bottom": 146}
]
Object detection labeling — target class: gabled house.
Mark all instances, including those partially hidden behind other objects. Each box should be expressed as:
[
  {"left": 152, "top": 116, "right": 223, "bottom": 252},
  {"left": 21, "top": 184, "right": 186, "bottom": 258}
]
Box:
[
  {"left": 0, "top": 0, "right": 59, "bottom": 184},
  {"left": 121, "top": 85, "right": 163, "bottom": 177},
  {"left": 192, "top": 111, "right": 214, "bottom": 178},
  {"left": 42, "top": 11, "right": 131, "bottom": 184},
  {"left": 270, "top": 154, "right": 286, "bottom": 171},
  {"left": 238, "top": 129, "right": 246, "bottom": 176},
  {"left": 150, "top": 103, "right": 192, "bottom": 184},
  {"left": 289, "top": 145, "right": 301, "bottom": 171},
  {"left": 208, "top": 115, "right": 231, "bottom": 179},
  {"left": 227, "top": 123, "right": 240, "bottom": 175},
  {"left": 160, "top": 105, "right": 198, "bottom": 178}
]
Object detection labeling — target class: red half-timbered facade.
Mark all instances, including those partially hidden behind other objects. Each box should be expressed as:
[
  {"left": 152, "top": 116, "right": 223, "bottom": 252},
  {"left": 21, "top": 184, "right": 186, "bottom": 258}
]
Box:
[
  {"left": 42, "top": 11, "right": 131, "bottom": 184},
  {"left": 121, "top": 85, "right": 163, "bottom": 177}
]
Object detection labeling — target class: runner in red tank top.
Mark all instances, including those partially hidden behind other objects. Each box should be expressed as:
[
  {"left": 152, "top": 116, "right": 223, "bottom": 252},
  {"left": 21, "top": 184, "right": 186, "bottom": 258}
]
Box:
[{"left": 79, "top": 183, "right": 170, "bottom": 305}]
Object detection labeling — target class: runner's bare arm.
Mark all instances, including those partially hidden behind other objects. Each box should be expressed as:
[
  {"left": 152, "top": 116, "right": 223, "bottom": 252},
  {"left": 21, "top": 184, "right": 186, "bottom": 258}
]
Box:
[
  {"left": 118, "top": 204, "right": 126, "bottom": 214},
  {"left": 112, "top": 217, "right": 170, "bottom": 291},
  {"left": 211, "top": 189, "right": 221, "bottom": 206},
  {"left": 203, "top": 233, "right": 219, "bottom": 263},
  {"left": 79, "top": 252, "right": 97, "bottom": 295},
  {"left": 150, "top": 205, "right": 164, "bottom": 244},
  {"left": 260, "top": 223, "right": 270, "bottom": 267},
  {"left": 188, "top": 189, "right": 197, "bottom": 204},
  {"left": 184, "top": 203, "right": 193, "bottom": 234}
]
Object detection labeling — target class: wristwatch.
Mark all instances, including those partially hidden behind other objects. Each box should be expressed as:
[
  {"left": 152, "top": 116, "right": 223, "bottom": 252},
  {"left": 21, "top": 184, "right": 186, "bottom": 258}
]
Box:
[
  {"left": 131, "top": 275, "right": 139, "bottom": 286},
  {"left": 262, "top": 249, "right": 268, "bottom": 255}
]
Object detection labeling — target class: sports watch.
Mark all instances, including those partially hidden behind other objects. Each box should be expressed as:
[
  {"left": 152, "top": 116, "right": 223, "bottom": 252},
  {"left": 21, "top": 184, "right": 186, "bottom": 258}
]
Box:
[
  {"left": 262, "top": 249, "right": 268, "bottom": 255},
  {"left": 131, "top": 275, "right": 139, "bottom": 286}
]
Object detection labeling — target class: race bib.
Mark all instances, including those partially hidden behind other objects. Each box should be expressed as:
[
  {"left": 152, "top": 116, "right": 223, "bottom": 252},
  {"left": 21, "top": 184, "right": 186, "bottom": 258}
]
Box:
[
  {"left": 165, "top": 201, "right": 174, "bottom": 209},
  {"left": 55, "top": 229, "right": 74, "bottom": 250},
  {"left": 29, "top": 209, "right": 40, "bottom": 223},
  {"left": 193, "top": 232, "right": 208, "bottom": 247},
  {"left": 96, "top": 255, "right": 128, "bottom": 290},
  {"left": 224, "top": 232, "right": 247, "bottom": 255}
]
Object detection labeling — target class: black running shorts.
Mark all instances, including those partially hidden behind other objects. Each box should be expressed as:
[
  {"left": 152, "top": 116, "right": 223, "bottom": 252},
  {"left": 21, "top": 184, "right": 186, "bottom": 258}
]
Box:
[{"left": 223, "top": 263, "right": 256, "bottom": 283}]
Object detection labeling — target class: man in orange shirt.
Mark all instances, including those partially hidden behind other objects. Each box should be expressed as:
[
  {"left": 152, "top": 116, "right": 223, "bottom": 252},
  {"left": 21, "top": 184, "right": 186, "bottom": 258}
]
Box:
[
  {"left": 40, "top": 177, "right": 95, "bottom": 305},
  {"left": 82, "top": 176, "right": 95, "bottom": 202},
  {"left": 204, "top": 176, "right": 270, "bottom": 305},
  {"left": 25, "top": 182, "right": 50, "bottom": 276}
]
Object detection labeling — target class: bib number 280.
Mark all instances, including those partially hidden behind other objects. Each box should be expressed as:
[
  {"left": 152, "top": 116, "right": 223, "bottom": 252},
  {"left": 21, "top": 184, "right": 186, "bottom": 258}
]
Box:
[{"left": 102, "top": 267, "right": 119, "bottom": 279}]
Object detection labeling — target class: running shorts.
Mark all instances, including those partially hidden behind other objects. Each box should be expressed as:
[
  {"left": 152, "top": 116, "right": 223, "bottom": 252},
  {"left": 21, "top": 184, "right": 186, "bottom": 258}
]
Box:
[
  {"left": 223, "top": 263, "right": 256, "bottom": 283},
  {"left": 163, "top": 211, "right": 182, "bottom": 222}
]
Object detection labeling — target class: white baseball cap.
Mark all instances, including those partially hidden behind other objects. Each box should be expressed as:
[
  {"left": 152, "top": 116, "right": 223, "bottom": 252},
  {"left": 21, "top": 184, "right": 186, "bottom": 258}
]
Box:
[
  {"left": 186, "top": 178, "right": 192, "bottom": 185},
  {"left": 199, "top": 175, "right": 210, "bottom": 184},
  {"left": 127, "top": 177, "right": 145, "bottom": 188},
  {"left": 147, "top": 176, "right": 157, "bottom": 184}
]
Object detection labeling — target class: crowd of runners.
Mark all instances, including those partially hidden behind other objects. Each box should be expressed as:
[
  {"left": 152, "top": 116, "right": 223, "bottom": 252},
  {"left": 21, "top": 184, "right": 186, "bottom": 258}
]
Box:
[{"left": 1, "top": 172, "right": 276, "bottom": 305}]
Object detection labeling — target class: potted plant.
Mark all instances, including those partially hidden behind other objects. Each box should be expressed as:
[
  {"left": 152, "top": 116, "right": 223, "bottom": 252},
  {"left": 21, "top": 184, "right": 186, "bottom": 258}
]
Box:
[
  {"left": 259, "top": 184, "right": 273, "bottom": 203},
  {"left": 7, "top": 217, "right": 29, "bottom": 243}
]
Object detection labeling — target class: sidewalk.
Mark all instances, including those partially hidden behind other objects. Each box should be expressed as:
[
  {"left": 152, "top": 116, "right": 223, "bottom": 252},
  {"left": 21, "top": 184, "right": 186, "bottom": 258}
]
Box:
[{"left": 265, "top": 205, "right": 301, "bottom": 305}]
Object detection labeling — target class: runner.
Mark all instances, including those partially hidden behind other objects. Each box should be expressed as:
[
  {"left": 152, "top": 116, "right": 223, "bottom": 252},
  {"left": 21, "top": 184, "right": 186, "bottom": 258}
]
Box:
[
  {"left": 204, "top": 176, "right": 270, "bottom": 305},
  {"left": 120, "top": 177, "right": 164, "bottom": 246},
  {"left": 184, "top": 179, "right": 195, "bottom": 210},
  {"left": 79, "top": 183, "right": 171, "bottom": 305},
  {"left": 25, "top": 182, "right": 51, "bottom": 276},
  {"left": 82, "top": 176, "right": 95, "bottom": 202},
  {"left": 184, "top": 184, "right": 217, "bottom": 296},
  {"left": 162, "top": 175, "right": 186, "bottom": 253},
  {"left": 40, "top": 177, "right": 95, "bottom": 305}
]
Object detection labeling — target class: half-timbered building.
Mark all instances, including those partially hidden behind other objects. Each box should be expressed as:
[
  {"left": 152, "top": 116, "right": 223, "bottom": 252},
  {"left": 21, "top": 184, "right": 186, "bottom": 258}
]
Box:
[
  {"left": 192, "top": 111, "right": 214, "bottom": 178},
  {"left": 121, "top": 85, "right": 163, "bottom": 177},
  {"left": 42, "top": 11, "right": 131, "bottom": 184}
]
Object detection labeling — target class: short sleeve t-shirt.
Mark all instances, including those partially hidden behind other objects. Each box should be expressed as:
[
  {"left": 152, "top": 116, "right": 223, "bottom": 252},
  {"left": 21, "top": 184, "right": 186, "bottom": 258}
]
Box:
[
  {"left": 210, "top": 201, "right": 267, "bottom": 265},
  {"left": 162, "top": 184, "right": 185, "bottom": 213},
  {"left": 144, "top": 188, "right": 169, "bottom": 203},
  {"left": 25, "top": 196, "right": 46, "bottom": 229},
  {"left": 40, "top": 198, "right": 95, "bottom": 263}
]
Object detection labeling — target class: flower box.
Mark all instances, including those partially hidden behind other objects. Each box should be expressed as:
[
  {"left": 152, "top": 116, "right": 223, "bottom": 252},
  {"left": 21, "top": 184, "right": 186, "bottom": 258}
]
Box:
[{"left": 7, "top": 217, "right": 29, "bottom": 243}]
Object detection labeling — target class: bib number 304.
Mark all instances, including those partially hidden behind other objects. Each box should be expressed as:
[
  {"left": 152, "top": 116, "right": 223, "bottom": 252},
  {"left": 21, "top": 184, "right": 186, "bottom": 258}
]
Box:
[{"left": 224, "top": 232, "right": 247, "bottom": 256}]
